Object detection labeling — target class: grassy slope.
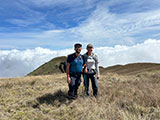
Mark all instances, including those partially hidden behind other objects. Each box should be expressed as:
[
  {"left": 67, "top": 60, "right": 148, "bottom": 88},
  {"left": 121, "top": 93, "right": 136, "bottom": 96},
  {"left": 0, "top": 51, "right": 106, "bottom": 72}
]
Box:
[
  {"left": 101, "top": 63, "right": 160, "bottom": 75},
  {"left": 27, "top": 56, "right": 67, "bottom": 76},
  {"left": 1, "top": 64, "right": 160, "bottom": 120}
]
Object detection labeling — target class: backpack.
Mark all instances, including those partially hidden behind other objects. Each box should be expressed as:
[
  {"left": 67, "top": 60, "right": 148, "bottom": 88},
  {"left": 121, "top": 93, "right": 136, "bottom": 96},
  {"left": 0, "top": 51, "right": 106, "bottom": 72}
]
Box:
[{"left": 59, "top": 61, "right": 67, "bottom": 73}]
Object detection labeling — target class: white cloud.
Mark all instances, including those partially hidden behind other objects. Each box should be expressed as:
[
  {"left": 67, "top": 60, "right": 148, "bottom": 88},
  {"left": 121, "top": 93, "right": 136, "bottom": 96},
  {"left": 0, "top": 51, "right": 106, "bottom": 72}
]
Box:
[
  {"left": 0, "top": 39, "right": 160, "bottom": 78},
  {"left": 95, "top": 39, "right": 160, "bottom": 67},
  {"left": 70, "top": 3, "right": 160, "bottom": 45},
  {"left": 0, "top": 47, "right": 73, "bottom": 78}
]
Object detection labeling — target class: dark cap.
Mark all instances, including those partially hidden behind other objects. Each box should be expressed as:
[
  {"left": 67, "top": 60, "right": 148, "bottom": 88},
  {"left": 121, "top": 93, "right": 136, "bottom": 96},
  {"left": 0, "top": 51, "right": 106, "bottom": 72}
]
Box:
[
  {"left": 87, "top": 44, "right": 93, "bottom": 48},
  {"left": 74, "top": 43, "right": 82, "bottom": 48}
]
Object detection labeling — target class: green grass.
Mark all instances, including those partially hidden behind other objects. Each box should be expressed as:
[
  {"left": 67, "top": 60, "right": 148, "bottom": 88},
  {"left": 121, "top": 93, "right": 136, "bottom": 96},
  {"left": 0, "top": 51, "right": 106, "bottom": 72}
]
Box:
[{"left": 27, "top": 56, "right": 67, "bottom": 76}]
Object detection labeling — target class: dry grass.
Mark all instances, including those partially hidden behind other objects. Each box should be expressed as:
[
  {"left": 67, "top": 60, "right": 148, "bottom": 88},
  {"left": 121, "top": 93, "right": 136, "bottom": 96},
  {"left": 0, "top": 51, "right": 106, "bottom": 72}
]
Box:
[{"left": 0, "top": 71, "right": 160, "bottom": 120}]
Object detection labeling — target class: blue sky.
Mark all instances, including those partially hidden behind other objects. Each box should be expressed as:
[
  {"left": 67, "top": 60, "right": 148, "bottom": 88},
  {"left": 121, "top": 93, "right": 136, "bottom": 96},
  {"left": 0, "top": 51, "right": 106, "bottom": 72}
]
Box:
[
  {"left": 1, "top": 0, "right": 160, "bottom": 50},
  {"left": 1, "top": 0, "right": 160, "bottom": 77}
]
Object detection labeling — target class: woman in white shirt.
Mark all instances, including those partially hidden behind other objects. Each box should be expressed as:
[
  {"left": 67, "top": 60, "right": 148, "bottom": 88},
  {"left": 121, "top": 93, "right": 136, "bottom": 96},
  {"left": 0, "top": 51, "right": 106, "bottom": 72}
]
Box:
[{"left": 83, "top": 44, "right": 100, "bottom": 97}]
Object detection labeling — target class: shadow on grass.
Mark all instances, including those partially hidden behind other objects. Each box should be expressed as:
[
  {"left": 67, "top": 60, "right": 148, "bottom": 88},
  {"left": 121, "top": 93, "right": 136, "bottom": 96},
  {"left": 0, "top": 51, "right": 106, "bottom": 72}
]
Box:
[{"left": 32, "top": 89, "right": 72, "bottom": 108}]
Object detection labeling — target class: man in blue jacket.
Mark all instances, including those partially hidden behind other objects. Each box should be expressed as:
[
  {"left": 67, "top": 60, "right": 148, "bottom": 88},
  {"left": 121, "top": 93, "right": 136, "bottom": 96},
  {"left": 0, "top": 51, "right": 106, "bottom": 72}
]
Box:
[{"left": 66, "top": 43, "right": 86, "bottom": 99}]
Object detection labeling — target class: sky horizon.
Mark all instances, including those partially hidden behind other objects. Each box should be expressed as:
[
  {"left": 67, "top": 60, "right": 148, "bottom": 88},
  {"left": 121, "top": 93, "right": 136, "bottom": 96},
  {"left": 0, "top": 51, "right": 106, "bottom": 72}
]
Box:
[{"left": 1, "top": 0, "right": 160, "bottom": 77}]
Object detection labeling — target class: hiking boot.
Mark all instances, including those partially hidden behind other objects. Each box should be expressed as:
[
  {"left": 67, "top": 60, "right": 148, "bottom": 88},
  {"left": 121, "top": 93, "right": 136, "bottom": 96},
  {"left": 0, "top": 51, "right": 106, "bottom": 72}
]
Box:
[
  {"left": 86, "top": 91, "right": 90, "bottom": 96},
  {"left": 74, "top": 91, "right": 78, "bottom": 96},
  {"left": 68, "top": 92, "right": 75, "bottom": 99},
  {"left": 68, "top": 94, "right": 76, "bottom": 99},
  {"left": 74, "top": 93, "right": 78, "bottom": 99},
  {"left": 93, "top": 93, "right": 98, "bottom": 98}
]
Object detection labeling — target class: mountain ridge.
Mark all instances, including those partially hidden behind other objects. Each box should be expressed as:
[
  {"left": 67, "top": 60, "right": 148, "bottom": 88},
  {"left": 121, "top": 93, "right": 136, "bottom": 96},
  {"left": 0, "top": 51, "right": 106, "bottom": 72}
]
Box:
[{"left": 27, "top": 56, "right": 160, "bottom": 76}]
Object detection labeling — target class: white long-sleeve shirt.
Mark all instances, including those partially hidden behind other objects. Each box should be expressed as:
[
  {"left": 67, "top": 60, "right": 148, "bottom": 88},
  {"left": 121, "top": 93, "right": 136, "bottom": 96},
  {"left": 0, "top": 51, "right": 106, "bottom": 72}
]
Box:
[{"left": 84, "top": 53, "right": 100, "bottom": 75}]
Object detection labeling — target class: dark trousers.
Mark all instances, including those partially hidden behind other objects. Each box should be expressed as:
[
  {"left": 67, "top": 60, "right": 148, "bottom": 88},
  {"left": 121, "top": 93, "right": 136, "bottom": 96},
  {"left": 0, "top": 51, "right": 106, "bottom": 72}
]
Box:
[
  {"left": 68, "top": 75, "right": 81, "bottom": 96},
  {"left": 85, "top": 74, "right": 98, "bottom": 96}
]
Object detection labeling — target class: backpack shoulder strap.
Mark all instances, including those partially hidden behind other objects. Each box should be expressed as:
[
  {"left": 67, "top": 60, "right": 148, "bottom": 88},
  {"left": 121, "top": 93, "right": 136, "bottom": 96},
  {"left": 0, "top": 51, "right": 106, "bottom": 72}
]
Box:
[
  {"left": 91, "top": 53, "right": 98, "bottom": 63},
  {"left": 83, "top": 53, "right": 88, "bottom": 62},
  {"left": 81, "top": 54, "right": 86, "bottom": 65},
  {"left": 83, "top": 53, "right": 87, "bottom": 58},
  {"left": 67, "top": 53, "right": 77, "bottom": 64}
]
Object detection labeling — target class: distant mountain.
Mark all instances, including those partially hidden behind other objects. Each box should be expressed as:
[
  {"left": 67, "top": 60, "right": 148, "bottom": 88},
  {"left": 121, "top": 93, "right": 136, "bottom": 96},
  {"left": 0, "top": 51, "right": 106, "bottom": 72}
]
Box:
[
  {"left": 28, "top": 56, "right": 160, "bottom": 76},
  {"left": 101, "top": 63, "right": 160, "bottom": 75},
  {"left": 27, "top": 56, "right": 67, "bottom": 76}
]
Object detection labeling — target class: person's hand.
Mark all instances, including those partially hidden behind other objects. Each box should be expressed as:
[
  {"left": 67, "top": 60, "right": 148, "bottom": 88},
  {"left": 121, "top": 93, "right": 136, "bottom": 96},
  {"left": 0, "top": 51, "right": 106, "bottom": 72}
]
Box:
[
  {"left": 97, "top": 75, "right": 100, "bottom": 79},
  {"left": 67, "top": 77, "right": 71, "bottom": 84}
]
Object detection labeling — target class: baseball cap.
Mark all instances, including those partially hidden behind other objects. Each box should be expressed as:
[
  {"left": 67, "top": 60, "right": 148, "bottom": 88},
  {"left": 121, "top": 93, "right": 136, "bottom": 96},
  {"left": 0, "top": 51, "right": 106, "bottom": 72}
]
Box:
[
  {"left": 74, "top": 43, "right": 82, "bottom": 48},
  {"left": 86, "top": 44, "right": 93, "bottom": 48}
]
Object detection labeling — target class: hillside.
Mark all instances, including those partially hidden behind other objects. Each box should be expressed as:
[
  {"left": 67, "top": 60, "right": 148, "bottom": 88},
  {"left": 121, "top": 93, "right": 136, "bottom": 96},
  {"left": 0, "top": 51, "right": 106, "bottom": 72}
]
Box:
[
  {"left": 28, "top": 56, "right": 104, "bottom": 76},
  {"left": 0, "top": 64, "right": 160, "bottom": 119},
  {"left": 27, "top": 56, "right": 67, "bottom": 76},
  {"left": 102, "top": 63, "right": 160, "bottom": 75},
  {"left": 28, "top": 55, "right": 160, "bottom": 77}
]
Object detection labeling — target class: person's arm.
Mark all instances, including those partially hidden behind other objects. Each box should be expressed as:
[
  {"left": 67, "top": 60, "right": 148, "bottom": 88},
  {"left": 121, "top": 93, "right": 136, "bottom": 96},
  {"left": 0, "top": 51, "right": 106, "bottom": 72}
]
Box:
[
  {"left": 66, "top": 63, "right": 71, "bottom": 84},
  {"left": 82, "top": 55, "right": 87, "bottom": 73},
  {"left": 66, "top": 55, "right": 72, "bottom": 84},
  {"left": 95, "top": 55, "right": 100, "bottom": 79},
  {"left": 82, "top": 64, "right": 87, "bottom": 73},
  {"left": 95, "top": 63, "right": 100, "bottom": 79}
]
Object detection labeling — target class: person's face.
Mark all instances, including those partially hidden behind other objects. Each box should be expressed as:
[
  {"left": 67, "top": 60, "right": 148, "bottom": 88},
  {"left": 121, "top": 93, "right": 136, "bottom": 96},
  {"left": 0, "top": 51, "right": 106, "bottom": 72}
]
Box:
[
  {"left": 87, "top": 47, "right": 93, "bottom": 53},
  {"left": 74, "top": 46, "right": 82, "bottom": 53}
]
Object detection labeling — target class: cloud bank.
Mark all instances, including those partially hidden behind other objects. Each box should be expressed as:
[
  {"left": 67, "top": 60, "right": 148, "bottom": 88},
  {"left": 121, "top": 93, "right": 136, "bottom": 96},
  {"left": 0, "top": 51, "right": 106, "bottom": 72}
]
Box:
[
  {"left": 0, "top": 39, "right": 160, "bottom": 78},
  {"left": 0, "top": 47, "right": 73, "bottom": 78}
]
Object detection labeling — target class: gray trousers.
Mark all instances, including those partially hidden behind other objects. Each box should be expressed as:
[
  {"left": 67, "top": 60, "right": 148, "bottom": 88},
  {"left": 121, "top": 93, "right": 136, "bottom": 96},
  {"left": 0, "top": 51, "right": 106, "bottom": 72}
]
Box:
[{"left": 68, "top": 74, "right": 81, "bottom": 96}]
